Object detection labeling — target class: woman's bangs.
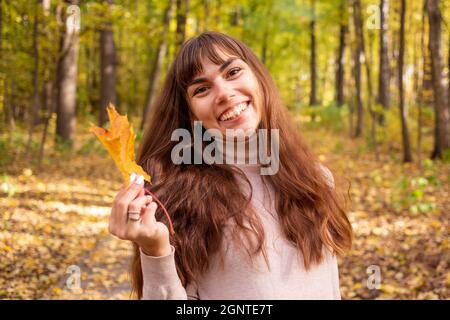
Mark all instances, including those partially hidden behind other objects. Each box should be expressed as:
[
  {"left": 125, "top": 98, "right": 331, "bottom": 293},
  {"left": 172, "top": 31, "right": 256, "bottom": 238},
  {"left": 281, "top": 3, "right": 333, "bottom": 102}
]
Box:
[{"left": 176, "top": 35, "right": 245, "bottom": 90}]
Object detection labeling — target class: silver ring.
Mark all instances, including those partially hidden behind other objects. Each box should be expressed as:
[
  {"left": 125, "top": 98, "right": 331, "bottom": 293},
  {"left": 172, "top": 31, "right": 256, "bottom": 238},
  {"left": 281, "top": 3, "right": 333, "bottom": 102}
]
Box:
[{"left": 127, "top": 211, "right": 141, "bottom": 221}]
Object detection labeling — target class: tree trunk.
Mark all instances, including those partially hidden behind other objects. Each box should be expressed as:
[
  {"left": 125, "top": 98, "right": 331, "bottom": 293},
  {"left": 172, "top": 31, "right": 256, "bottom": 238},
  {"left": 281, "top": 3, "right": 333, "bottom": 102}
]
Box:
[
  {"left": 0, "top": 0, "right": 2, "bottom": 61},
  {"left": 426, "top": 0, "right": 450, "bottom": 159},
  {"left": 141, "top": 0, "right": 174, "bottom": 130},
  {"left": 231, "top": 6, "right": 240, "bottom": 27},
  {"left": 99, "top": 0, "right": 117, "bottom": 126},
  {"left": 352, "top": 0, "right": 364, "bottom": 137},
  {"left": 202, "top": 0, "right": 210, "bottom": 32},
  {"left": 421, "top": 0, "right": 433, "bottom": 106},
  {"left": 25, "top": 2, "right": 40, "bottom": 158},
  {"left": 377, "top": 0, "right": 390, "bottom": 109},
  {"left": 366, "top": 30, "right": 380, "bottom": 160},
  {"left": 0, "top": 0, "right": 13, "bottom": 131},
  {"left": 87, "top": 31, "right": 99, "bottom": 114},
  {"left": 175, "top": 0, "right": 189, "bottom": 51},
  {"left": 416, "top": 3, "right": 427, "bottom": 169},
  {"left": 39, "top": 81, "right": 53, "bottom": 165},
  {"left": 215, "top": 0, "right": 221, "bottom": 26},
  {"left": 356, "top": 0, "right": 378, "bottom": 158},
  {"left": 349, "top": 54, "right": 355, "bottom": 137},
  {"left": 377, "top": 0, "right": 390, "bottom": 125},
  {"left": 30, "top": 3, "right": 41, "bottom": 123},
  {"left": 335, "top": 0, "right": 347, "bottom": 107},
  {"left": 309, "top": 0, "right": 317, "bottom": 106},
  {"left": 3, "top": 0, "right": 16, "bottom": 132},
  {"left": 295, "top": 78, "right": 302, "bottom": 112},
  {"left": 398, "top": 0, "right": 412, "bottom": 162},
  {"left": 260, "top": 2, "right": 272, "bottom": 66},
  {"left": 38, "top": 0, "right": 53, "bottom": 165},
  {"left": 261, "top": 28, "right": 269, "bottom": 65},
  {"left": 56, "top": 0, "right": 80, "bottom": 144}
]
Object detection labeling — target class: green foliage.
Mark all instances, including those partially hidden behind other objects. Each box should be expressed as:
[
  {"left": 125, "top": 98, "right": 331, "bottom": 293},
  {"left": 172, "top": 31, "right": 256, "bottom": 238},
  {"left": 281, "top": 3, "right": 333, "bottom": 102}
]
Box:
[
  {"left": 0, "top": 140, "right": 12, "bottom": 167},
  {"left": 391, "top": 161, "right": 440, "bottom": 216},
  {"left": 1, "top": 0, "right": 448, "bottom": 165},
  {"left": 299, "top": 103, "right": 347, "bottom": 133},
  {"left": 76, "top": 137, "right": 107, "bottom": 156},
  {"left": 0, "top": 131, "right": 27, "bottom": 168},
  {"left": 54, "top": 136, "right": 74, "bottom": 155},
  {"left": 442, "top": 148, "right": 450, "bottom": 164},
  {"left": 334, "top": 141, "right": 344, "bottom": 153},
  {"left": 135, "top": 129, "right": 144, "bottom": 145}
]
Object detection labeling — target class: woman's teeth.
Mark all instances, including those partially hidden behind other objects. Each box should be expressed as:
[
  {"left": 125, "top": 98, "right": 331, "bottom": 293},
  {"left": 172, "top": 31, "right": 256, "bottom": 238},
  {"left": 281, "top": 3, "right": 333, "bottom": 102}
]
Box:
[{"left": 219, "top": 102, "right": 248, "bottom": 121}]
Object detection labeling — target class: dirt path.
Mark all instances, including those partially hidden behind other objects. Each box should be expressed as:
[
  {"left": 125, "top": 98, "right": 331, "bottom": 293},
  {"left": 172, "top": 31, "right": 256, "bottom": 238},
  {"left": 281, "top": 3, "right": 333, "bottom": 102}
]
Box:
[{"left": 44, "top": 235, "right": 134, "bottom": 300}]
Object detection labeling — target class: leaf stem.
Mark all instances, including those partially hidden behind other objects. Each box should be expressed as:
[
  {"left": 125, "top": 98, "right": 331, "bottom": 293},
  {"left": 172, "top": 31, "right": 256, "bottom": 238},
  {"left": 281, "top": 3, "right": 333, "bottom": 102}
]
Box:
[{"left": 143, "top": 187, "right": 175, "bottom": 235}]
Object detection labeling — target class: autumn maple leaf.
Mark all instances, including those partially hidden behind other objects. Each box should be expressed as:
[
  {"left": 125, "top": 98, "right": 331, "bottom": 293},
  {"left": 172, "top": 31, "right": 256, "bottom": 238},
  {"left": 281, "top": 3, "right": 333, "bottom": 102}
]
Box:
[
  {"left": 89, "top": 103, "right": 151, "bottom": 186},
  {"left": 90, "top": 103, "right": 174, "bottom": 234}
]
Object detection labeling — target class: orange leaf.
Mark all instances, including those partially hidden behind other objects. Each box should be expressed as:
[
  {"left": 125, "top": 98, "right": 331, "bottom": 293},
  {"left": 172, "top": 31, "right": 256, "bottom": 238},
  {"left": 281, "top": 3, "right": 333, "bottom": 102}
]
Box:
[{"left": 90, "top": 103, "right": 151, "bottom": 186}]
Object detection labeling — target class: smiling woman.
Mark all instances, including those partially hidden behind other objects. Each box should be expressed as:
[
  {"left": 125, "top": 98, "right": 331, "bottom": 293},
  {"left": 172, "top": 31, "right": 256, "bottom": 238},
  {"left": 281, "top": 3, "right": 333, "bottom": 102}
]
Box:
[
  {"left": 108, "top": 31, "right": 353, "bottom": 300},
  {"left": 186, "top": 54, "right": 262, "bottom": 133}
]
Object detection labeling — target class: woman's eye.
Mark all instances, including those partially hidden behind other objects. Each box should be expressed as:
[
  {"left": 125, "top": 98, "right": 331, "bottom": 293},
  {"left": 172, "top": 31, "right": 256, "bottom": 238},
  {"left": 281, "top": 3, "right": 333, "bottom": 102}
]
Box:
[
  {"left": 193, "top": 86, "right": 208, "bottom": 96},
  {"left": 227, "top": 67, "right": 242, "bottom": 78}
]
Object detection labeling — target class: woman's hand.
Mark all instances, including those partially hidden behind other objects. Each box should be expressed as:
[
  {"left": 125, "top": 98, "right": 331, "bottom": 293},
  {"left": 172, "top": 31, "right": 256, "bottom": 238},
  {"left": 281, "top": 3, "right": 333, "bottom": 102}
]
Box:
[{"left": 109, "top": 174, "right": 171, "bottom": 257}]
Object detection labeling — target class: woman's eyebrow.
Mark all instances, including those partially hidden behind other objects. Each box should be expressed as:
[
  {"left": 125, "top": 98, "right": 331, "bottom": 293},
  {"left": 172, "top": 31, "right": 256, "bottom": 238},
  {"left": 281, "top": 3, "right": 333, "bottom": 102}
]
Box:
[
  {"left": 218, "top": 57, "right": 239, "bottom": 72},
  {"left": 188, "top": 57, "right": 239, "bottom": 86}
]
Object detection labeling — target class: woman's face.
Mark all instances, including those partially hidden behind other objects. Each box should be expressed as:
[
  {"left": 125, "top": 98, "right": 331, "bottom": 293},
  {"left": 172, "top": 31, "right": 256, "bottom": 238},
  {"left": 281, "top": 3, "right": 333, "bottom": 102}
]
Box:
[{"left": 186, "top": 51, "right": 262, "bottom": 135}]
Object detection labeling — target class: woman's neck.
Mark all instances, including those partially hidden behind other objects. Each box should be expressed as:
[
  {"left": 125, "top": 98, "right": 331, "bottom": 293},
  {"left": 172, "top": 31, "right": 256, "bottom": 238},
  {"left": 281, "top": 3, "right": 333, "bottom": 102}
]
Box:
[{"left": 213, "top": 130, "right": 260, "bottom": 166}]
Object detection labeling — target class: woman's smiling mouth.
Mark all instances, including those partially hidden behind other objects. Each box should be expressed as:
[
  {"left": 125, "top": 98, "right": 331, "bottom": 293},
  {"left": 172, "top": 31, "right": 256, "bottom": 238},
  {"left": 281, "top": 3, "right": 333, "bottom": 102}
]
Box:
[{"left": 218, "top": 101, "right": 250, "bottom": 122}]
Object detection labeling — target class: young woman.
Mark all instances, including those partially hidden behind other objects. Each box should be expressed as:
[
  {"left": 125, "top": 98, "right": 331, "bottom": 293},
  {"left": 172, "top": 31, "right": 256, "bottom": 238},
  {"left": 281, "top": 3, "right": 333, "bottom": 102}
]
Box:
[{"left": 108, "top": 32, "right": 353, "bottom": 300}]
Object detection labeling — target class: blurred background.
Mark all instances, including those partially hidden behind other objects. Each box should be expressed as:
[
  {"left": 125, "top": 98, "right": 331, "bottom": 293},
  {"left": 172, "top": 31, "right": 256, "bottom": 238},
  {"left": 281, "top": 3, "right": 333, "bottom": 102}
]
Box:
[{"left": 0, "top": 0, "right": 449, "bottom": 299}]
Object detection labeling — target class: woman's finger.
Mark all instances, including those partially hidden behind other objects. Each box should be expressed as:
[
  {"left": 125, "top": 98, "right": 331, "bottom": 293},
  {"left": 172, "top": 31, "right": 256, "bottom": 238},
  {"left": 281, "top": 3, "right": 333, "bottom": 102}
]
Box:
[
  {"left": 127, "top": 195, "right": 152, "bottom": 218},
  {"left": 115, "top": 172, "right": 140, "bottom": 199},
  {"left": 111, "top": 176, "right": 143, "bottom": 226},
  {"left": 141, "top": 201, "right": 158, "bottom": 227},
  {"left": 115, "top": 184, "right": 127, "bottom": 198},
  {"left": 116, "top": 174, "right": 145, "bottom": 211},
  {"left": 125, "top": 198, "right": 154, "bottom": 239},
  {"left": 137, "top": 188, "right": 145, "bottom": 198}
]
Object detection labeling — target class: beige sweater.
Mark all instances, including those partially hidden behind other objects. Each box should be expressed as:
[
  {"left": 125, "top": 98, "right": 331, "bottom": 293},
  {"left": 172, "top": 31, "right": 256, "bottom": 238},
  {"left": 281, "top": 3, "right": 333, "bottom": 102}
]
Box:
[{"left": 140, "top": 163, "right": 341, "bottom": 300}]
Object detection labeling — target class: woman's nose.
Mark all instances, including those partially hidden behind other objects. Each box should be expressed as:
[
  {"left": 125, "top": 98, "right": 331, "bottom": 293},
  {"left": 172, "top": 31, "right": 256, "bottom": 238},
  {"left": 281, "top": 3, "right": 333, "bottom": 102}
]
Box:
[{"left": 214, "top": 80, "right": 235, "bottom": 105}]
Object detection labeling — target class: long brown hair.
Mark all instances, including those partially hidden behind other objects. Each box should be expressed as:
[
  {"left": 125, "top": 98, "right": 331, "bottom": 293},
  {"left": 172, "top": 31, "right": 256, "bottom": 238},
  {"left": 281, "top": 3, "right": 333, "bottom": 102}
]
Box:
[{"left": 130, "top": 31, "right": 352, "bottom": 299}]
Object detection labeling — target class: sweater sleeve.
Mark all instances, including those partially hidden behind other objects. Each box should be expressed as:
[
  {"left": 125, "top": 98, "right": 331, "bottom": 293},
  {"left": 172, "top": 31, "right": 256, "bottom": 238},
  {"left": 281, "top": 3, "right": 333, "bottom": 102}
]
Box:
[
  {"left": 330, "top": 254, "right": 342, "bottom": 300},
  {"left": 140, "top": 245, "right": 199, "bottom": 300}
]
